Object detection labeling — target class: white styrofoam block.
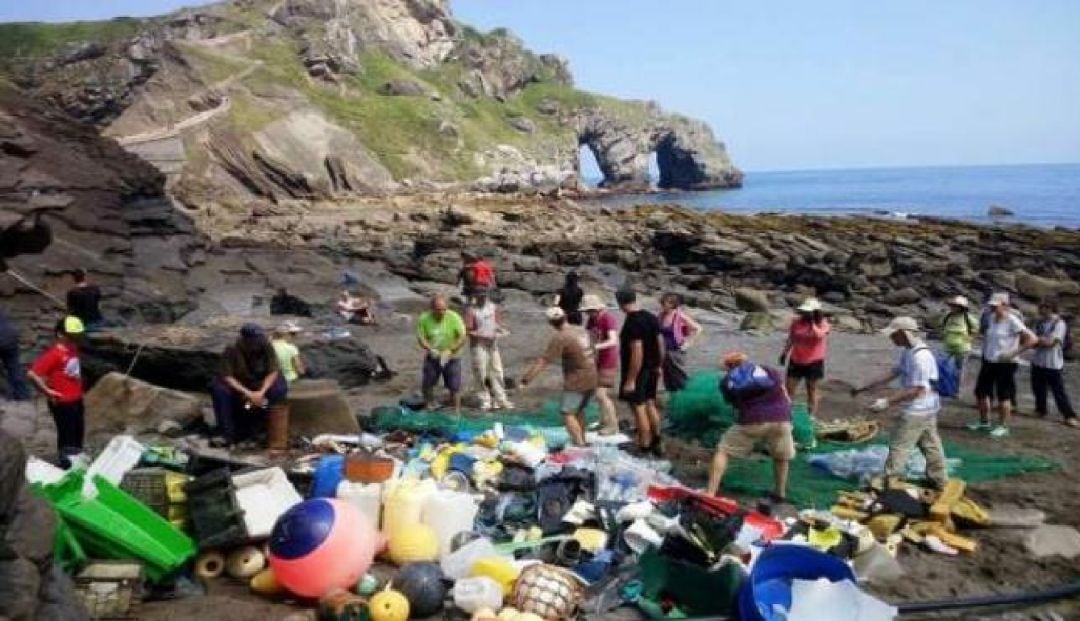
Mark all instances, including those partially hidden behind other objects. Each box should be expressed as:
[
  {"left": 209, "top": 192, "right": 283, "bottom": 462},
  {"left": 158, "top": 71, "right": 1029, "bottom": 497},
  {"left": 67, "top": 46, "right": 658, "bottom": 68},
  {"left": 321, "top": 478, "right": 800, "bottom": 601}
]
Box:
[
  {"left": 84, "top": 435, "right": 146, "bottom": 497},
  {"left": 231, "top": 467, "right": 302, "bottom": 539}
]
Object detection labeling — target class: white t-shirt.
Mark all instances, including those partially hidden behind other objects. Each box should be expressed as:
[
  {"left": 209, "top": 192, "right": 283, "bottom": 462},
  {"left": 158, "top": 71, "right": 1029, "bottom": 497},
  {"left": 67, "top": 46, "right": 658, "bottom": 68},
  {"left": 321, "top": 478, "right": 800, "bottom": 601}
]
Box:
[
  {"left": 469, "top": 302, "right": 500, "bottom": 340},
  {"left": 1033, "top": 317, "right": 1067, "bottom": 370},
  {"left": 981, "top": 314, "right": 1031, "bottom": 363},
  {"left": 895, "top": 345, "right": 940, "bottom": 417}
]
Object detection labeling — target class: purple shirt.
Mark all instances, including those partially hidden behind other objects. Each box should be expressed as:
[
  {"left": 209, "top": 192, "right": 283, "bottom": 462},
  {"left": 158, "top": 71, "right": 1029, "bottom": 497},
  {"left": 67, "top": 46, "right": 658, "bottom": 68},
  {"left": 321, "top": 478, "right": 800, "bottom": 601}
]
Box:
[{"left": 722, "top": 365, "right": 792, "bottom": 425}]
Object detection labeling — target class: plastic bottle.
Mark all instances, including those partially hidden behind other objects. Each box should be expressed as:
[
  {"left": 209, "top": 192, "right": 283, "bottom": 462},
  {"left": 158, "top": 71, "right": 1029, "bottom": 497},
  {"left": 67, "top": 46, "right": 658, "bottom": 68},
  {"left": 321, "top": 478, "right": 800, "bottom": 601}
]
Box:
[
  {"left": 382, "top": 478, "right": 436, "bottom": 538},
  {"left": 453, "top": 576, "right": 504, "bottom": 613},
  {"left": 337, "top": 481, "right": 382, "bottom": 529},
  {"left": 441, "top": 537, "right": 497, "bottom": 580},
  {"left": 311, "top": 455, "right": 345, "bottom": 498},
  {"left": 422, "top": 490, "right": 479, "bottom": 559}
]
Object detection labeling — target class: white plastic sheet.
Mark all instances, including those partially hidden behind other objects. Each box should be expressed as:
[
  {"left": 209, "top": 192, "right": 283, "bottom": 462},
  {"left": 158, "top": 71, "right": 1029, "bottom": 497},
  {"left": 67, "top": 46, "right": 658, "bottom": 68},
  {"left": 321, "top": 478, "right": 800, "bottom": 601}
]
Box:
[{"left": 787, "top": 578, "right": 897, "bottom": 621}]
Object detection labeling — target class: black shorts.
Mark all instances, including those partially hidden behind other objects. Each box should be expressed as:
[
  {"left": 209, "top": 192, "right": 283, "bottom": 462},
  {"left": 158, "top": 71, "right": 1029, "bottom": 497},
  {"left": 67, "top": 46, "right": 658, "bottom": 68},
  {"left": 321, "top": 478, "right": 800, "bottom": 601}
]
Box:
[
  {"left": 975, "top": 361, "right": 1018, "bottom": 402},
  {"left": 787, "top": 360, "right": 825, "bottom": 381},
  {"left": 620, "top": 368, "right": 660, "bottom": 405}
]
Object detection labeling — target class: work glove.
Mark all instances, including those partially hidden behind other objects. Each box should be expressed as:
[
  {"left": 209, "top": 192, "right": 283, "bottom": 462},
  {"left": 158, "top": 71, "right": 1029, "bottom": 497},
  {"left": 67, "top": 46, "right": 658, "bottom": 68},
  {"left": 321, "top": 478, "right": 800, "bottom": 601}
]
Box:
[{"left": 869, "top": 398, "right": 889, "bottom": 412}]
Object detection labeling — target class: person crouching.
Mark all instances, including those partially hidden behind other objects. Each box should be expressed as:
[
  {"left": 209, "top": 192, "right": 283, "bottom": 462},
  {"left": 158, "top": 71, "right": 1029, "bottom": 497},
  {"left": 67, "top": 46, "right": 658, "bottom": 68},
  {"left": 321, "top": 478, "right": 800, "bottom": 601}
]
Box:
[
  {"left": 706, "top": 351, "right": 795, "bottom": 503},
  {"left": 210, "top": 323, "right": 288, "bottom": 448},
  {"left": 851, "top": 316, "right": 947, "bottom": 490}
]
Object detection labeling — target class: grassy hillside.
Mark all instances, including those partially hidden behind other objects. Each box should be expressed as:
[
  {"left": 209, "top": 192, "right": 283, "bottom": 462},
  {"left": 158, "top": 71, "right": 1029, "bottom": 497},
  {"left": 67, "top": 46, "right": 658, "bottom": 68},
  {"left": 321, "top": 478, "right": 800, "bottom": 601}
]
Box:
[{"left": 0, "top": 19, "right": 144, "bottom": 73}]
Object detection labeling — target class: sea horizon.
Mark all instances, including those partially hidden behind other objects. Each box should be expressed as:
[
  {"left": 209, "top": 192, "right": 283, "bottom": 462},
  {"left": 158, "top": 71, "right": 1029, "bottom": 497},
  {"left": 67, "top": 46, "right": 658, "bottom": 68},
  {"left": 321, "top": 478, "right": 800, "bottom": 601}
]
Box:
[{"left": 587, "top": 162, "right": 1080, "bottom": 229}]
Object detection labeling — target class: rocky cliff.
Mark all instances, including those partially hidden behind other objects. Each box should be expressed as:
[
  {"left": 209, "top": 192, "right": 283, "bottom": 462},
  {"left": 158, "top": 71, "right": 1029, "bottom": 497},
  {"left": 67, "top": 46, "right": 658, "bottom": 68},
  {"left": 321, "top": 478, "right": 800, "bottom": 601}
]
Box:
[{"left": 0, "top": 0, "right": 742, "bottom": 208}]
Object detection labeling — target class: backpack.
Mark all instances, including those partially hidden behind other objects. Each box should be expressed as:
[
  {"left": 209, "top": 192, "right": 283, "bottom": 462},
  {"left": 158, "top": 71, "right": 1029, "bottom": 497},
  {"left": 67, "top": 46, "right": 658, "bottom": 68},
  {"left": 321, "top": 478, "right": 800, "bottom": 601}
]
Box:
[
  {"left": 722, "top": 362, "right": 777, "bottom": 399},
  {"left": 913, "top": 346, "right": 959, "bottom": 398},
  {"left": 945, "top": 311, "right": 977, "bottom": 336}
]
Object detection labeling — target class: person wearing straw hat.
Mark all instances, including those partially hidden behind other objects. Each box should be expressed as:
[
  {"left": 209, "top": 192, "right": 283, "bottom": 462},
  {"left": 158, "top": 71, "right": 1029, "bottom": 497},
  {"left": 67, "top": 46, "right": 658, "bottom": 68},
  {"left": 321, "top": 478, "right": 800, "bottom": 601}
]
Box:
[
  {"left": 971, "top": 292, "right": 1036, "bottom": 437},
  {"left": 272, "top": 321, "right": 307, "bottom": 385},
  {"left": 779, "top": 297, "right": 830, "bottom": 418},
  {"left": 27, "top": 316, "right": 87, "bottom": 468},
  {"left": 707, "top": 351, "right": 794, "bottom": 502},
  {"left": 941, "top": 295, "right": 979, "bottom": 374},
  {"left": 520, "top": 307, "right": 598, "bottom": 446},
  {"left": 851, "top": 316, "right": 947, "bottom": 490},
  {"left": 582, "top": 293, "right": 620, "bottom": 435}
]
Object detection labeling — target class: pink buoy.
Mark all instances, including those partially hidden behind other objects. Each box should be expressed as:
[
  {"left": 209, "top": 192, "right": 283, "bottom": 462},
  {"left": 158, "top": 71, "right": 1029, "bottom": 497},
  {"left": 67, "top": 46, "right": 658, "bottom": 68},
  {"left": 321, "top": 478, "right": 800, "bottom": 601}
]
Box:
[{"left": 268, "top": 498, "right": 376, "bottom": 598}]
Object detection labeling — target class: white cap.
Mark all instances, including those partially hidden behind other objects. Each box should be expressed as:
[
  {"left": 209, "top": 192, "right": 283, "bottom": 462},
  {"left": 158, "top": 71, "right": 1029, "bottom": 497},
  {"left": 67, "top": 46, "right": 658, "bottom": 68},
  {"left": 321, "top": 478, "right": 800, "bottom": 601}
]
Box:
[
  {"left": 947, "top": 295, "right": 970, "bottom": 308},
  {"left": 797, "top": 298, "right": 823, "bottom": 313},
  {"left": 881, "top": 316, "right": 920, "bottom": 337},
  {"left": 545, "top": 307, "right": 566, "bottom": 321},
  {"left": 579, "top": 294, "right": 606, "bottom": 312},
  {"left": 275, "top": 320, "right": 303, "bottom": 334},
  {"left": 987, "top": 292, "right": 1010, "bottom": 307}
]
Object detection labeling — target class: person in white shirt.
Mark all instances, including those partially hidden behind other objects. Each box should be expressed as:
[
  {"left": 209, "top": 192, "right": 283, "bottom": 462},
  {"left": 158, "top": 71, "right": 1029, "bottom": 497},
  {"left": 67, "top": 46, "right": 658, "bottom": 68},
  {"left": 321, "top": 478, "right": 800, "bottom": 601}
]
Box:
[
  {"left": 971, "top": 292, "right": 1036, "bottom": 438},
  {"left": 464, "top": 291, "right": 512, "bottom": 411},
  {"left": 851, "top": 316, "right": 947, "bottom": 489},
  {"left": 1031, "top": 299, "right": 1077, "bottom": 427}
]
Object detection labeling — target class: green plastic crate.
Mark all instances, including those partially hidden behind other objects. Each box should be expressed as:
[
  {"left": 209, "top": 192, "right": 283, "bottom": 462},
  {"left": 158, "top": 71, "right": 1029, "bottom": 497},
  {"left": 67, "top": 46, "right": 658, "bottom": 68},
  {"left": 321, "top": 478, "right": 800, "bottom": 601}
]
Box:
[{"left": 36, "top": 472, "right": 195, "bottom": 583}]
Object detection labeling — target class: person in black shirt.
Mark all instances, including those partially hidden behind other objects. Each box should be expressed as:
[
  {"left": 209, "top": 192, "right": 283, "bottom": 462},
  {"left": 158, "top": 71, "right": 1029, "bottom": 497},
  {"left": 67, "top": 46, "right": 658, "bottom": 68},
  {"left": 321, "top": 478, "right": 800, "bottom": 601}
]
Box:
[
  {"left": 555, "top": 271, "right": 584, "bottom": 326},
  {"left": 0, "top": 309, "right": 30, "bottom": 401},
  {"left": 616, "top": 289, "right": 665, "bottom": 455},
  {"left": 66, "top": 269, "right": 103, "bottom": 330},
  {"left": 209, "top": 323, "right": 288, "bottom": 447}
]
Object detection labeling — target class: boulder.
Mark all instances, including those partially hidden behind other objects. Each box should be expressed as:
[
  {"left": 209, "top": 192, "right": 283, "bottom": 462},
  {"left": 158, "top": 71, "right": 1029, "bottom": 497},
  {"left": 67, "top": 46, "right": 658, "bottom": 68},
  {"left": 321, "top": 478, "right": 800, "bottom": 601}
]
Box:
[
  {"left": 1015, "top": 272, "right": 1080, "bottom": 300},
  {"left": 739, "top": 312, "right": 774, "bottom": 332},
  {"left": 378, "top": 79, "right": 427, "bottom": 97},
  {"left": 988, "top": 504, "right": 1046, "bottom": 529},
  {"left": 84, "top": 372, "right": 204, "bottom": 435},
  {"left": 734, "top": 288, "right": 770, "bottom": 312},
  {"left": 831, "top": 314, "right": 865, "bottom": 333},
  {"left": 1023, "top": 524, "right": 1080, "bottom": 559},
  {"left": 884, "top": 287, "right": 922, "bottom": 306},
  {"left": 988, "top": 204, "right": 1014, "bottom": 217},
  {"left": 286, "top": 379, "right": 359, "bottom": 439}
]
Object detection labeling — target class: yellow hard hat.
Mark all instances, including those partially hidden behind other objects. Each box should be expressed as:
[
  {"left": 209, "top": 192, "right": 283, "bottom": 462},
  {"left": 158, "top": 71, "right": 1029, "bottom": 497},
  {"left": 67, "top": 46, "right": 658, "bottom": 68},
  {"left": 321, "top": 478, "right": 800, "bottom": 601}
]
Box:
[{"left": 62, "top": 316, "right": 85, "bottom": 335}]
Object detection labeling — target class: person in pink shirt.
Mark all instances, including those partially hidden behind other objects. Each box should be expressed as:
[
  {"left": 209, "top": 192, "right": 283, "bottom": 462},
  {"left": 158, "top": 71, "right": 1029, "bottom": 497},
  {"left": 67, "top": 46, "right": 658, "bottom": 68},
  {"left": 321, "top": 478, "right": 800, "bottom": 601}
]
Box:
[
  {"left": 582, "top": 293, "right": 620, "bottom": 435},
  {"left": 779, "top": 298, "right": 830, "bottom": 418}
]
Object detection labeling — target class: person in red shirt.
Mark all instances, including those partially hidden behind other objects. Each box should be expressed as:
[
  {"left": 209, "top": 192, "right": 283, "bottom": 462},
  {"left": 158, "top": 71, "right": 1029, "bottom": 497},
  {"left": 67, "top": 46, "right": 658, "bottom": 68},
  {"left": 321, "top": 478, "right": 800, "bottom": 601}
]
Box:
[
  {"left": 779, "top": 298, "right": 831, "bottom": 418},
  {"left": 28, "top": 316, "right": 86, "bottom": 468}
]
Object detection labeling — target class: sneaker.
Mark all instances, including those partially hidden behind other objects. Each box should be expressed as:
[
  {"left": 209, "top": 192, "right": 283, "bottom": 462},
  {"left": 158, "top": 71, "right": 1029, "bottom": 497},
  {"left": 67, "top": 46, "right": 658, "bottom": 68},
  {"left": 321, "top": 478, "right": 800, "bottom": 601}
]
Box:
[
  {"left": 989, "top": 426, "right": 1010, "bottom": 438},
  {"left": 965, "top": 421, "right": 992, "bottom": 432},
  {"left": 1065, "top": 418, "right": 1079, "bottom": 428}
]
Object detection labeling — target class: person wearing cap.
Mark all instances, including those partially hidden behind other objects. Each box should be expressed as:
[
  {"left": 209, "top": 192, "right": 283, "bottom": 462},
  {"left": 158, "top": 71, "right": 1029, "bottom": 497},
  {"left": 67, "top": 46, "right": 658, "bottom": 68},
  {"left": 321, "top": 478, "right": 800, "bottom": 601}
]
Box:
[
  {"left": 780, "top": 298, "right": 830, "bottom": 418},
  {"left": 616, "top": 289, "right": 665, "bottom": 455},
  {"left": 520, "top": 306, "right": 598, "bottom": 446},
  {"left": 0, "top": 308, "right": 30, "bottom": 401},
  {"left": 707, "top": 351, "right": 794, "bottom": 502},
  {"left": 1031, "top": 299, "right": 1077, "bottom": 427},
  {"left": 851, "top": 317, "right": 948, "bottom": 489},
  {"left": 271, "top": 322, "right": 307, "bottom": 385},
  {"left": 211, "top": 323, "right": 288, "bottom": 447},
  {"left": 417, "top": 294, "right": 468, "bottom": 412},
  {"left": 941, "top": 295, "right": 979, "bottom": 374},
  {"left": 27, "top": 316, "right": 86, "bottom": 468},
  {"left": 464, "top": 290, "right": 513, "bottom": 411},
  {"left": 658, "top": 292, "right": 703, "bottom": 394},
  {"left": 971, "top": 292, "right": 1036, "bottom": 437},
  {"left": 582, "top": 293, "right": 620, "bottom": 435}
]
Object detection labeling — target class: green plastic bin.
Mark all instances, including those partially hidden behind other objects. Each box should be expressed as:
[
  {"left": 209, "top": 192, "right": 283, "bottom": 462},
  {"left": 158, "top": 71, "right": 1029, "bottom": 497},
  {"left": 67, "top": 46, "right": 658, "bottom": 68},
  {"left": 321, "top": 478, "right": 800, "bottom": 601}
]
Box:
[
  {"left": 37, "top": 471, "right": 195, "bottom": 583},
  {"left": 53, "top": 518, "right": 87, "bottom": 573}
]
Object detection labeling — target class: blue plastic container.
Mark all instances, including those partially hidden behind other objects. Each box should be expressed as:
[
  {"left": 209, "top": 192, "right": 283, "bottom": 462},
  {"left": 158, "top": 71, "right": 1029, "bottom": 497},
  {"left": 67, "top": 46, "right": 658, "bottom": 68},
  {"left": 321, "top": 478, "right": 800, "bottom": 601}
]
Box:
[
  {"left": 311, "top": 455, "right": 345, "bottom": 498},
  {"left": 738, "top": 544, "right": 856, "bottom": 621}
]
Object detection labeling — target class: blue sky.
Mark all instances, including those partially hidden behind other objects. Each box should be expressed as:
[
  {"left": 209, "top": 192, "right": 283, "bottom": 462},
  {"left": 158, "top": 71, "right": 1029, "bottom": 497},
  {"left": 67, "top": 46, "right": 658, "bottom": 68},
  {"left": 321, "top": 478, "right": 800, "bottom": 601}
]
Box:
[{"left": 2, "top": 1, "right": 1078, "bottom": 172}]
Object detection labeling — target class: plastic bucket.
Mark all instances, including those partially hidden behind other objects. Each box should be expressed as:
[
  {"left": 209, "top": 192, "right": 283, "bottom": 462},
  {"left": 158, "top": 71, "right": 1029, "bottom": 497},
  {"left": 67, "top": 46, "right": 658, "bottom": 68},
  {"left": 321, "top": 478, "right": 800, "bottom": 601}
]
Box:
[{"left": 738, "top": 544, "right": 856, "bottom": 621}]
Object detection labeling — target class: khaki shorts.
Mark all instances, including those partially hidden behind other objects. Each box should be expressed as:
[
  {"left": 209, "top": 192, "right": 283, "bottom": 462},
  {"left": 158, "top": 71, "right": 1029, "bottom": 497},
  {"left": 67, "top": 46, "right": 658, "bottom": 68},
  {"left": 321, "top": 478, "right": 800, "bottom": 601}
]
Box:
[{"left": 717, "top": 422, "right": 796, "bottom": 460}]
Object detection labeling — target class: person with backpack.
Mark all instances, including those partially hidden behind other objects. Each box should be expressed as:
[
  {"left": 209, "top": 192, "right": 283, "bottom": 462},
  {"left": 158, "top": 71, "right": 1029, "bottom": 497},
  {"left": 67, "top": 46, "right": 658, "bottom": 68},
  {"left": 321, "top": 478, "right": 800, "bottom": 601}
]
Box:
[
  {"left": 851, "top": 316, "right": 948, "bottom": 490},
  {"left": 706, "top": 351, "right": 794, "bottom": 503},
  {"left": 942, "top": 295, "right": 979, "bottom": 373},
  {"left": 971, "top": 292, "right": 1037, "bottom": 438},
  {"left": 1031, "top": 299, "right": 1078, "bottom": 427},
  {"left": 458, "top": 252, "right": 496, "bottom": 300}
]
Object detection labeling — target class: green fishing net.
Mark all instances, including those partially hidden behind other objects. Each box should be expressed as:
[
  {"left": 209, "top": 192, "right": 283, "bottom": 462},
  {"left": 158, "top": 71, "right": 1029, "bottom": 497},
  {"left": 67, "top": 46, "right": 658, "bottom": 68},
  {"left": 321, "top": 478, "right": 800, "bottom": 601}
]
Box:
[{"left": 368, "top": 400, "right": 599, "bottom": 437}]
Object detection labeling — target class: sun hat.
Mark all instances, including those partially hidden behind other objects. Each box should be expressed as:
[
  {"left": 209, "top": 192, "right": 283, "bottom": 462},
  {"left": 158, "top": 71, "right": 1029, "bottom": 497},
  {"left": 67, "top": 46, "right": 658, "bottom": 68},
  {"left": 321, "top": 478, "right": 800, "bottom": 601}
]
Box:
[
  {"left": 275, "top": 320, "right": 302, "bottom": 335},
  {"left": 797, "top": 298, "right": 823, "bottom": 313},
  {"left": 579, "top": 294, "right": 606, "bottom": 312},
  {"left": 987, "top": 292, "right": 1010, "bottom": 307},
  {"left": 881, "top": 316, "right": 920, "bottom": 337},
  {"left": 722, "top": 351, "right": 749, "bottom": 369},
  {"left": 545, "top": 307, "right": 566, "bottom": 321},
  {"left": 61, "top": 316, "right": 85, "bottom": 335},
  {"left": 947, "top": 295, "right": 969, "bottom": 308}
]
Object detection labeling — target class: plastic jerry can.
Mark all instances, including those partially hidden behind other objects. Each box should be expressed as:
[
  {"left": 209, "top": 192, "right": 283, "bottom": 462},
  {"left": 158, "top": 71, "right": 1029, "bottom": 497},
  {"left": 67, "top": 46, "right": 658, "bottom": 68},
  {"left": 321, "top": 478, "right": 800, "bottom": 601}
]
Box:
[
  {"left": 336, "top": 481, "right": 382, "bottom": 530},
  {"left": 422, "top": 489, "right": 479, "bottom": 559},
  {"left": 381, "top": 478, "right": 436, "bottom": 538}
]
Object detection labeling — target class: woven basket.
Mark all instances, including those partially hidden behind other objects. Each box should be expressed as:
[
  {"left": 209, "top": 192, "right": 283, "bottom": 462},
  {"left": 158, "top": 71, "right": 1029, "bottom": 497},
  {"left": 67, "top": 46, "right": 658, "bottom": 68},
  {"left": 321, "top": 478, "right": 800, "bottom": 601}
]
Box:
[{"left": 512, "top": 564, "right": 584, "bottom": 620}]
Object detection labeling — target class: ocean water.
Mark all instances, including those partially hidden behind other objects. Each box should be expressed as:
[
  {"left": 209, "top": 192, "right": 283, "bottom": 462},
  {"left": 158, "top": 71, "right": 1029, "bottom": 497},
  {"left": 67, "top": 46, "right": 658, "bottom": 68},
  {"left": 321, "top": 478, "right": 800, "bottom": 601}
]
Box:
[{"left": 589, "top": 163, "right": 1080, "bottom": 228}]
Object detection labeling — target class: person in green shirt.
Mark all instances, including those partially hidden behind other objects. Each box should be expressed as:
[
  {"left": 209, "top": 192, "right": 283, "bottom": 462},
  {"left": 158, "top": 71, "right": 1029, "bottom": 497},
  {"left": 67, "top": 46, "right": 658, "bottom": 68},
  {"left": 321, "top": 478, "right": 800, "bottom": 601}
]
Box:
[
  {"left": 941, "top": 295, "right": 979, "bottom": 372},
  {"left": 271, "top": 322, "right": 306, "bottom": 384},
  {"left": 416, "top": 294, "right": 467, "bottom": 412}
]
